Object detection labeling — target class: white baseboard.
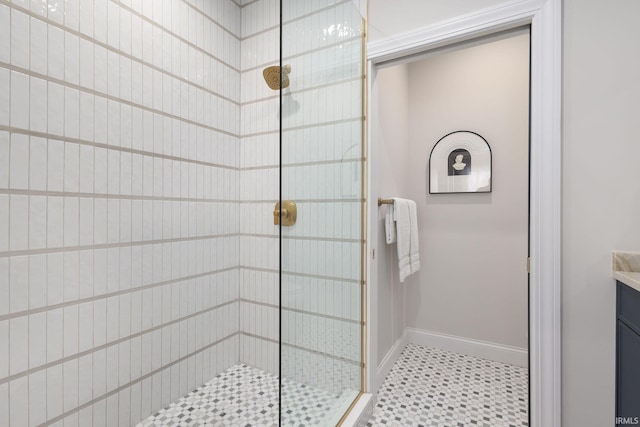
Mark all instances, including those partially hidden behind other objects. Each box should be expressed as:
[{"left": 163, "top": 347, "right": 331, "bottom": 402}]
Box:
[
  {"left": 375, "top": 333, "right": 408, "bottom": 392},
  {"left": 372, "top": 328, "right": 527, "bottom": 399},
  {"left": 405, "top": 327, "right": 528, "bottom": 367}
]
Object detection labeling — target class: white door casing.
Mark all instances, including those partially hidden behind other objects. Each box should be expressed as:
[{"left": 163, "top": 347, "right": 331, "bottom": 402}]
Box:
[{"left": 365, "top": 1, "right": 562, "bottom": 426}]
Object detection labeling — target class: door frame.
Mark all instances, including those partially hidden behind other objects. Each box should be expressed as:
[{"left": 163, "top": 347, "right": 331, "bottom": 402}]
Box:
[{"left": 365, "top": 1, "right": 562, "bottom": 426}]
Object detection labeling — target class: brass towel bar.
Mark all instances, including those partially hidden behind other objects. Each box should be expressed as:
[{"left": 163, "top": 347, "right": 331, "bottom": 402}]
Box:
[{"left": 377, "top": 198, "right": 394, "bottom": 206}]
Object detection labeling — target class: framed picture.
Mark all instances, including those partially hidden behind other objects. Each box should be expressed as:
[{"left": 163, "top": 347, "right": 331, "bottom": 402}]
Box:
[{"left": 429, "top": 131, "right": 492, "bottom": 194}]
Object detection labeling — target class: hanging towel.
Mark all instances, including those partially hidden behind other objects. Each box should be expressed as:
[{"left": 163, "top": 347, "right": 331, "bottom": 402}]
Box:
[
  {"left": 392, "top": 198, "right": 421, "bottom": 282},
  {"left": 393, "top": 198, "right": 413, "bottom": 282},
  {"left": 408, "top": 199, "right": 421, "bottom": 275},
  {"left": 385, "top": 203, "right": 396, "bottom": 244}
]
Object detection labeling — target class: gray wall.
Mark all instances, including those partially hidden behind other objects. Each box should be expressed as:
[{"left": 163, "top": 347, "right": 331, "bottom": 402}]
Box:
[
  {"left": 373, "top": 64, "right": 411, "bottom": 365},
  {"left": 404, "top": 33, "right": 529, "bottom": 349},
  {"left": 373, "top": 32, "right": 530, "bottom": 370},
  {"left": 370, "top": 0, "right": 640, "bottom": 425}
]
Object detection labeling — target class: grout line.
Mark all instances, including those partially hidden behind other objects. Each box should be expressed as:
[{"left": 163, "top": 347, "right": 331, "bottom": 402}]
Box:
[
  {"left": 241, "top": 157, "right": 361, "bottom": 171},
  {"left": 240, "top": 0, "right": 352, "bottom": 41},
  {"left": 0, "top": 187, "right": 240, "bottom": 203},
  {"left": 240, "top": 298, "right": 360, "bottom": 324},
  {"left": 182, "top": 0, "right": 241, "bottom": 41},
  {"left": 180, "top": 0, "right": 241, "bottom": 41},
  {"left": 239, "top": 75, "right": 363, "bottom": 107},
  {"left": 0, "top": 232, "right": 240, "bottom": 259},
  {"left": 241, "top": 117, "right": 363, "bottom": 138},
  {"left": 240, "top": 332, "right": 361, "bottom": 366},
  {"left": 39, "top": 331, "right": 240, "bottom": 427},
  {"left": 239, "top": 233, "right": 360, "bottom": 243},
  {"left": 0, "top": 61, "right": 241, "bottom": 140},
  {"left": 0, "top": 0, "right": 240, "bottom": 105},
  {"left": 0, "top": 125, "right": 240, "bottom": 171},
  {"left": 0, "top": 267, "right": 240, "bottom": 322},
  {"left": 239, "top": 0, "right": 260, "bottom": 8},
  {"left": 239, "top": 198, "right": 361, "bottom": 204},
  {"left": 242, "top": 36, "right": 362, "bottom": 73},
  {"left": 107, "top": 0, "right": 241, "bottom": 72},
  {"left": 239, "top": 265, "right": 360, "bottom": 284},
  {"left": 2, "top": 300, "right": 240, "bottom": 388}
]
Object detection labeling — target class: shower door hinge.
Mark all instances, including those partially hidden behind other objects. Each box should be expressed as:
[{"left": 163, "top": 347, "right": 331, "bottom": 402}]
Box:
[{"left": 527, "top": 257, "right": 531, "bottom": 273}]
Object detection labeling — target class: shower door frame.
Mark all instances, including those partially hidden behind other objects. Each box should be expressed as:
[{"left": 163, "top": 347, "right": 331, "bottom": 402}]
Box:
[
  {"left": 366, "top": 0, "right": 562, "bottom": 426},
  {"left": 277, "top": 2, "right": 369, "bottom": 425}
]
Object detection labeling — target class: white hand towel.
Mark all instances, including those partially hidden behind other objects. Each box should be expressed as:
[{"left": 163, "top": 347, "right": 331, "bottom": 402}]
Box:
[
  {"left": 385, "top": 203, "right": 396, "bottom": 244},
  {"left": 393, "top": 198, "right": 412, "bottom": 282},
  {"left": 408, "top": 199, "right": 420, "bottom": 274}
]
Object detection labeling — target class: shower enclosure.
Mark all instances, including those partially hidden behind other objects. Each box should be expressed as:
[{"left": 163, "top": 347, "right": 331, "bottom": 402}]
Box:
[{"left": 0, "top": 0, "right": 365, "bottom": 425}]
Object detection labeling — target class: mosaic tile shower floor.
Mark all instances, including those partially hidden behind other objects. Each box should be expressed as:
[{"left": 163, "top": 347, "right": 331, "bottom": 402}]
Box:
[
  {"left": 137, "top": 364, "right": 340, "bottom": 426},
  {"left": 367, "top": 343, "right": 529, "bottom": 427}
]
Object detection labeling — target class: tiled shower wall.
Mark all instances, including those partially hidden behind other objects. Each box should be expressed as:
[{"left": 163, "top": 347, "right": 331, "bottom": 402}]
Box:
[
  {"left": 238, "top": 0, "right": 280, "bottom": 376},
  {"left": 0, "top": 0, "right": 241, "bottom": 425},
  {"left": 239, "top": 0, "right": 364, "bottom": 395}
]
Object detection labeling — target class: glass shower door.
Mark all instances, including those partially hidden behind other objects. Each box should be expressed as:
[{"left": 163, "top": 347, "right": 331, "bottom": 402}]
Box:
[{"left": 279, "top": 1, "right": 366, "bottom": 424}]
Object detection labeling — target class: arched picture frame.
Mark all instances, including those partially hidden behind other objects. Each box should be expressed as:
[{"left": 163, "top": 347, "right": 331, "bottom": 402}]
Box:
[{"left": 429, "top": 131, "right": 492, "bottom": 194}]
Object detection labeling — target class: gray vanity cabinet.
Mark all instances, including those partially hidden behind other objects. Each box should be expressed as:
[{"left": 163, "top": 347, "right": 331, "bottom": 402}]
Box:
[{"left": 616, "top": 281, "right": 640, "bottom": 422}]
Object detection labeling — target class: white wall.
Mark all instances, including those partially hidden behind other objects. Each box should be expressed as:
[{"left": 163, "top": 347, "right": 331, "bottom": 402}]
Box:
[
  {"left": 368, "top": 0, "right": 506, "bottom": 42},
  {"left": 0, "top": 0, "right": 241, "bottom": 426},
  {"left": 404, "top": 33, "right": 529, "bottom": 349},
  {"left": 370, "top": 0, "right": 640, "bottom": 425},
  {"left": 562, "top": 1, "right": 640, "bottom": 426}
]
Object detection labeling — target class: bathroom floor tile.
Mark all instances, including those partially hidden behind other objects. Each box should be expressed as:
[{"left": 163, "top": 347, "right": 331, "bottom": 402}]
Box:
[
  {"left": 367, "top": 343, "right": 529, "bottom": 427},
  {"left": 137, "top": 364, "right": 340, "bottom": 426}
]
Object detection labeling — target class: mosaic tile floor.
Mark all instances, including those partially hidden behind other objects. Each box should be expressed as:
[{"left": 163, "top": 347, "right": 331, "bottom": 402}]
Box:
[
  {"left": 367, "top": 344, "right": 529, "bottom": 427},
  {"left": 137, "top": 364, "right": 341, "bottom": 426}
]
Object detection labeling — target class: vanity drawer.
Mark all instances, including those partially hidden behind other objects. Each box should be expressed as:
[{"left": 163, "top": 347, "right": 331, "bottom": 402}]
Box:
[{"left": 618, "top": 281, "right": 640, "bottom": 333}]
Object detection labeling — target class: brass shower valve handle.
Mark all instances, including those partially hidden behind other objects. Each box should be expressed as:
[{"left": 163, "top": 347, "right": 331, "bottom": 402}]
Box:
[
  {"left": 273, "top": 201, "right": 297, "bottom": 226},
  {"left": 273, "top": 208, "right": 288, "bottom": 222}
]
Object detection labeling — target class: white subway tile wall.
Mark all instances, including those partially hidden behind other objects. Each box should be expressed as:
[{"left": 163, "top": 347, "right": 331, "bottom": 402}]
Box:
[
  {"left": 0, "top": 0, "right": 243, "bottom": 426},
  {"left": 2, "top": 0, "right": 365, "bottom": 423},
  {"left": 239, "top": 0, "right": 364, "bottom": 397}
]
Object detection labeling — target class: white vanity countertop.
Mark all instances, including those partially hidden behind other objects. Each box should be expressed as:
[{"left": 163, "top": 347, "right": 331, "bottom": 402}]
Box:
[{"left": 613, "top": 251, "right": 640, "bottom": 293}]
